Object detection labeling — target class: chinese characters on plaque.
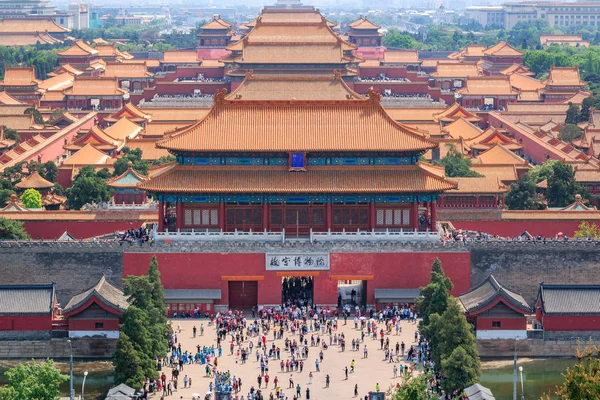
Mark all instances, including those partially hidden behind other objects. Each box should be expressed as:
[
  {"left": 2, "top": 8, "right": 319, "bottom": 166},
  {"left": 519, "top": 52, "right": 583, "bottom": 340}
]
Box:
[{"left": 265, "top": 253, "right": 330, "bottom": 270}]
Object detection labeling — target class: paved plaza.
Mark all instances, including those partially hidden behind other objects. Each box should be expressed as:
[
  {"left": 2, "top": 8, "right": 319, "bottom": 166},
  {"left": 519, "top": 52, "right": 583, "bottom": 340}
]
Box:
[{"left": 161, "top": 316, "right": 420, "bottom": 400}]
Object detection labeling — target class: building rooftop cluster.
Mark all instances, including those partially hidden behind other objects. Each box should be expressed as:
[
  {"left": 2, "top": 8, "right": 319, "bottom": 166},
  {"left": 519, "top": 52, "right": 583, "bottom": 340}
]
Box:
[{"left": 0, "top": 3, "right": 599, "bottom": 242}]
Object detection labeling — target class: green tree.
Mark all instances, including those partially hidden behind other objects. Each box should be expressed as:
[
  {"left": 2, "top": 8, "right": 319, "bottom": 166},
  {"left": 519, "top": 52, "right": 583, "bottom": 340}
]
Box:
[
  {"left": 123, "top": 257, "right": 170, "bottom": 358},
  {"left": 0, "top": 179, "right": 15, "bottom": 206},
  {"left": 574, "top": 221, "right": 600, "bottom": 239},
  {"left": 146, "top": 256, "right": 171, "bottom": 356},
  {"left": 527, "top": 160, "right": 560, "bottom": 184},
  {"left": 65, "top": 165, "right": 113, "bottom": 209},
  {"left": 441, "top": 346, "right": 481, "bottom": 395},
  {"left": 113, "top": 147, "right": 148, "bottom": 176},
  {"left": 24, "top": 107, "right": 44, "bottom": 125},
  {"left": 0, "top": 217, "right": 30, "bottom": 240},
  {"left": 152, "top": 155, "right": 176, "bottom": 166},
  {"left": 580, "top": 97, "right": 594, "bottom": 123},
  {"left": 438, "top": 146, "right": 481, "bottom": 177},
  {"left": 42, "top": 161, "right": 58, "bottom": 182},
  {"left": 434, "top": 298, "right": 481, "bottom": 391},
  {"left": 393, "top": 372, "right": 437, "bottom": 400},
  {"left": 113, "top": 332, "right": 146, "bottom": 389},
  {"left": 416, "top": 258, "right": 453, "bottom": 329},
  {"left": 119, "top": 306, "right": 156, "bottom": 379},
  {"left": 558, "top": 124, "right": 584, "bottom": 143},
  {"left": 1, "top": 125, "right": 19, "bottom": 142},
  {"left": 566, "top": 103, "right": 581, "bottom": 124},
  {"left": 547, "top": 162, "right": 587, "bottom": 207},
  {"left": 0, "top": 359, "right": 67, "bottom": 400},
  {"left": 505, "top": 174, "right": 539, "bottom": 210},
  {"left": 541, "top": 344, "right": 600, "bottom": 400},
  {"left": 382, "top": 28, "right": 421, "bottom": 49},
  {"left": 20, "top": 188, "right": 42, "bottom": 209}
]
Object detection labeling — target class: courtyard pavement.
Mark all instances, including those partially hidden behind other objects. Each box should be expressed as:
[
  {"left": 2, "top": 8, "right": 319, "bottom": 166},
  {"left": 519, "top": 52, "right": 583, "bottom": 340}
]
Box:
[{"left": 158, "top": 315, "right": 420, "bottom": 400}]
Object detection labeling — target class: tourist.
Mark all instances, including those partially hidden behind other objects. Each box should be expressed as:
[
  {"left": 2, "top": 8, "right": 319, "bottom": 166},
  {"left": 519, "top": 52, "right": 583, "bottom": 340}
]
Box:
[{"left": 325, "top": 374, "right": 330, "bottom": 388}]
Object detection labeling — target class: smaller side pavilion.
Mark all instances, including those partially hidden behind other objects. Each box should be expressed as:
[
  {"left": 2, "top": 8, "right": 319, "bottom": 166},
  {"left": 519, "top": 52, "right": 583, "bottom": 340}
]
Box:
[
  {"left": 0, "top": 283, "right": 57, "bottom": 339},
  {"left": 459, "top": 275, "right": 531, "bottom": 339},
  {"left": 106, "top": 163, "right": 148, "bottom": 204},
  {"left": 536, "top": 283, "right": 600, "bottom": 339},
  {"left": 62, "top": 276, "right": 128, "bottom": 339}
]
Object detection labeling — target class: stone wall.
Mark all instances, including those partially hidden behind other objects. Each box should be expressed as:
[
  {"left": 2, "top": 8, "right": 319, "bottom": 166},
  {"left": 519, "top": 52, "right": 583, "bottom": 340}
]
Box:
[
  {"left": 478, "top": 337, "right": 600, "bottom": 358},
  {"left": 0, "top": 240, "right": 599, "bottom": 309},
  {"left": 0, "top": 243, "right": 124, "bottom": 306},
  {"left": 0, "top": 338, "right": 117, "bottom": 359},
  {"left": 469, "top": 241, "right": 600, "bottom": 305}
]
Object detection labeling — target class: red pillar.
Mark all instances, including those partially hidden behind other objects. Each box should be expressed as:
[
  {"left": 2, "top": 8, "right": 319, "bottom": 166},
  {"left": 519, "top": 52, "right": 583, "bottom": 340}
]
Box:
[
  {"left": 326, "top": 201, "right": 332, "bottom": 231},
  {"left": 219, "top": 202, "right": 225, "bottom": 231},
  {"left": 431, "top": 201, "right": 437, "bottom": 231},
  {"left": 411, "top": 202, "right": 418, "bottom": 231},
  {"left": 158, "top": 201, "right": 164, "bottom": 232},
  {"left": 176, "top": 201, "right": 183, "bottom": 231},
  {"left": 263, "top": 202, "right": 269, "bottom": 231},
  {"left": 368, "top": 201, "right": 375, "bottom": 231},
  {"left": 474, "top": 196, "right": 480, "bottom": 208}
]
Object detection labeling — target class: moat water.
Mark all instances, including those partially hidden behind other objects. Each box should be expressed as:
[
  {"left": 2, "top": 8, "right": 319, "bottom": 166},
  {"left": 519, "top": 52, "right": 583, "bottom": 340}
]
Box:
[{"left": 0, "top": 358, "right": 578, "bottom": 399}]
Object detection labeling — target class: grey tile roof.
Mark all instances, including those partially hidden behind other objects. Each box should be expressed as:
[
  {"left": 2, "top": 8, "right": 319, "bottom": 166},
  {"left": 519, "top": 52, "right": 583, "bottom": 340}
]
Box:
[
  {"left": 0, "top": 283, "right": 55, "bottom": 315},
  {"left": 459, "top": 275, "right": 531, "bottom": 314},
  {"left": 539, "top": 284, "right": 600, "bottom": 315},
  {"left": 464, "top": 383, "right": 495, "bottom": 400},
  {"left": 63, "top": 276, "right": 128, "bottom": 314},
  {"left": 106, "top": 383, "right": 136, "bottom": 400},
  {"left": 164, "top": 289, "right": 222, "bottom": 300},
  {"left": 373, "top": 289, "right": 422, "bottom": 302}
]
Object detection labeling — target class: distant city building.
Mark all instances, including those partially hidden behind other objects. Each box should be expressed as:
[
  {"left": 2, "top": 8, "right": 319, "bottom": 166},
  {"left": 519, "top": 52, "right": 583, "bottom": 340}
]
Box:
[
  {"left": 0, "top": 0, "right": 56, "bottom": 17},
  {"left": 466, "top": 2, "right": 600, "bottom": 30},
  {"left": 68, "top": 2, "right": 89, "bottom": 30}
]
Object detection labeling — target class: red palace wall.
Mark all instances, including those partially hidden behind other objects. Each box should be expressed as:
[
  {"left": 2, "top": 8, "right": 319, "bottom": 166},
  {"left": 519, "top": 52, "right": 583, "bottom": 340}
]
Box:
[
  {"left": 0, "top": 315, "right": 53, "bottom": 331},
  {"left": 476, "top": 316, "right": 526, "bottom": 330},
  {"left": 123, "top": 251, "right": 470, "bottom": 307},
  {"left": 450, "top": 220, "right": 596, "bottom": 238},
  {"left": 541, "top": 315, "right": 600, "bottom": 331},
  {"left": 68, "top": 318, "right": 120, "bottom": 331},
  {"left": 22, "top": 220, "right": 149, "bottom": 239}
]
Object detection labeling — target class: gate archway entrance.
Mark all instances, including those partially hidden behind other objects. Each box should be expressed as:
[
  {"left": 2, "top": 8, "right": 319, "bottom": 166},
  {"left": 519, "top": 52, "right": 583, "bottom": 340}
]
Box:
[{"left": 228, "top": 281, "right": 258, "bottom": 309}]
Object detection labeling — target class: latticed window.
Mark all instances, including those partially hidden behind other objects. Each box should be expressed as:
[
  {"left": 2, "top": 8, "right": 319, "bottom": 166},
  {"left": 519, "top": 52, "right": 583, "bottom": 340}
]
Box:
[
  {"left": 183, "top": 206, "right": 219, "bottom": 227},
  {"left": 376, "top": 207, "right": 411, "bottom": 227}
]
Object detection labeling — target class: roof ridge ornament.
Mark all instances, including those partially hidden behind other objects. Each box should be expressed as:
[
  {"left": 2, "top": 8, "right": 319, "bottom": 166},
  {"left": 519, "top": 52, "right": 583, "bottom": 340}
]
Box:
[
  {"left": 367, "top": 88, "right": 381, "bottom": 104},
  {"left": 214, "top": 88, "right": 228, "bottom": 107}
]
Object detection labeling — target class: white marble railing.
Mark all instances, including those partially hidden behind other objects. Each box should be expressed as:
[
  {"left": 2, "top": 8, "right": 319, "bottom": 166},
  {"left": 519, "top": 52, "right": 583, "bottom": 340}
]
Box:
[
  {"left": 154, "top": 229, "right": 286, "bottom": 242},
  {"left": 309, "top": 228, "right": 440, "bottom": 243},
  {"left": 82, "top": 202, "right": 158, "bottom": 210},
  {"left": 153, "top": 228, "right": 440, "bottom": 243}
]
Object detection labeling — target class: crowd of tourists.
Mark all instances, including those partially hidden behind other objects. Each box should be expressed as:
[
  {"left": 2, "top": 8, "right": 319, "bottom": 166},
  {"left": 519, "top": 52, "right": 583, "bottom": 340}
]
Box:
[
  {"left": 116, "top": 227, "right": 152, "bottom": 244},
  {"left": 139, "top": 303, "right": 471, "bottom": 400}
]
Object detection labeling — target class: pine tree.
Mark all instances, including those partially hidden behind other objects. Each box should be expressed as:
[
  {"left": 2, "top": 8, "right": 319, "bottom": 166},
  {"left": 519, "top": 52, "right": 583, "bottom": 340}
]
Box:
[
  {"left": 113, "top": 332, "right": 146, "bottom": 389},
  {"left": 120, "top": 306, "right": 156, "bottom": 379},
  {"left": 122, "top": 257, "right": 170, "bottom": 360},
  {"left": 416, "top": 258, "right": 454, "bottom": 329},
  {"left": 441, "top": 346, "right": 481, "bottom": 395},
  {"left": 146, "top": 256, "right": 171, "bottom": 355},
  {"left": 436, "top": 298, "right": 481, "bottom": 391}
]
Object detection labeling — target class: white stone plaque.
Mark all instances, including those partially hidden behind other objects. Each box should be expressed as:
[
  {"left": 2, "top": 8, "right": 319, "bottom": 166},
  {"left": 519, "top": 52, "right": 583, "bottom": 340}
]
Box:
[{"left": 266, "top": 253, "right": 330, "bottom": 270}]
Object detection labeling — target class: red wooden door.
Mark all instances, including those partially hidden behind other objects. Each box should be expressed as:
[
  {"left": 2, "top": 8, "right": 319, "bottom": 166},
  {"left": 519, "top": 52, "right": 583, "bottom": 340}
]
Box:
[{"left": 228, "top": 281, "right": 258, "bottom": 309}]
